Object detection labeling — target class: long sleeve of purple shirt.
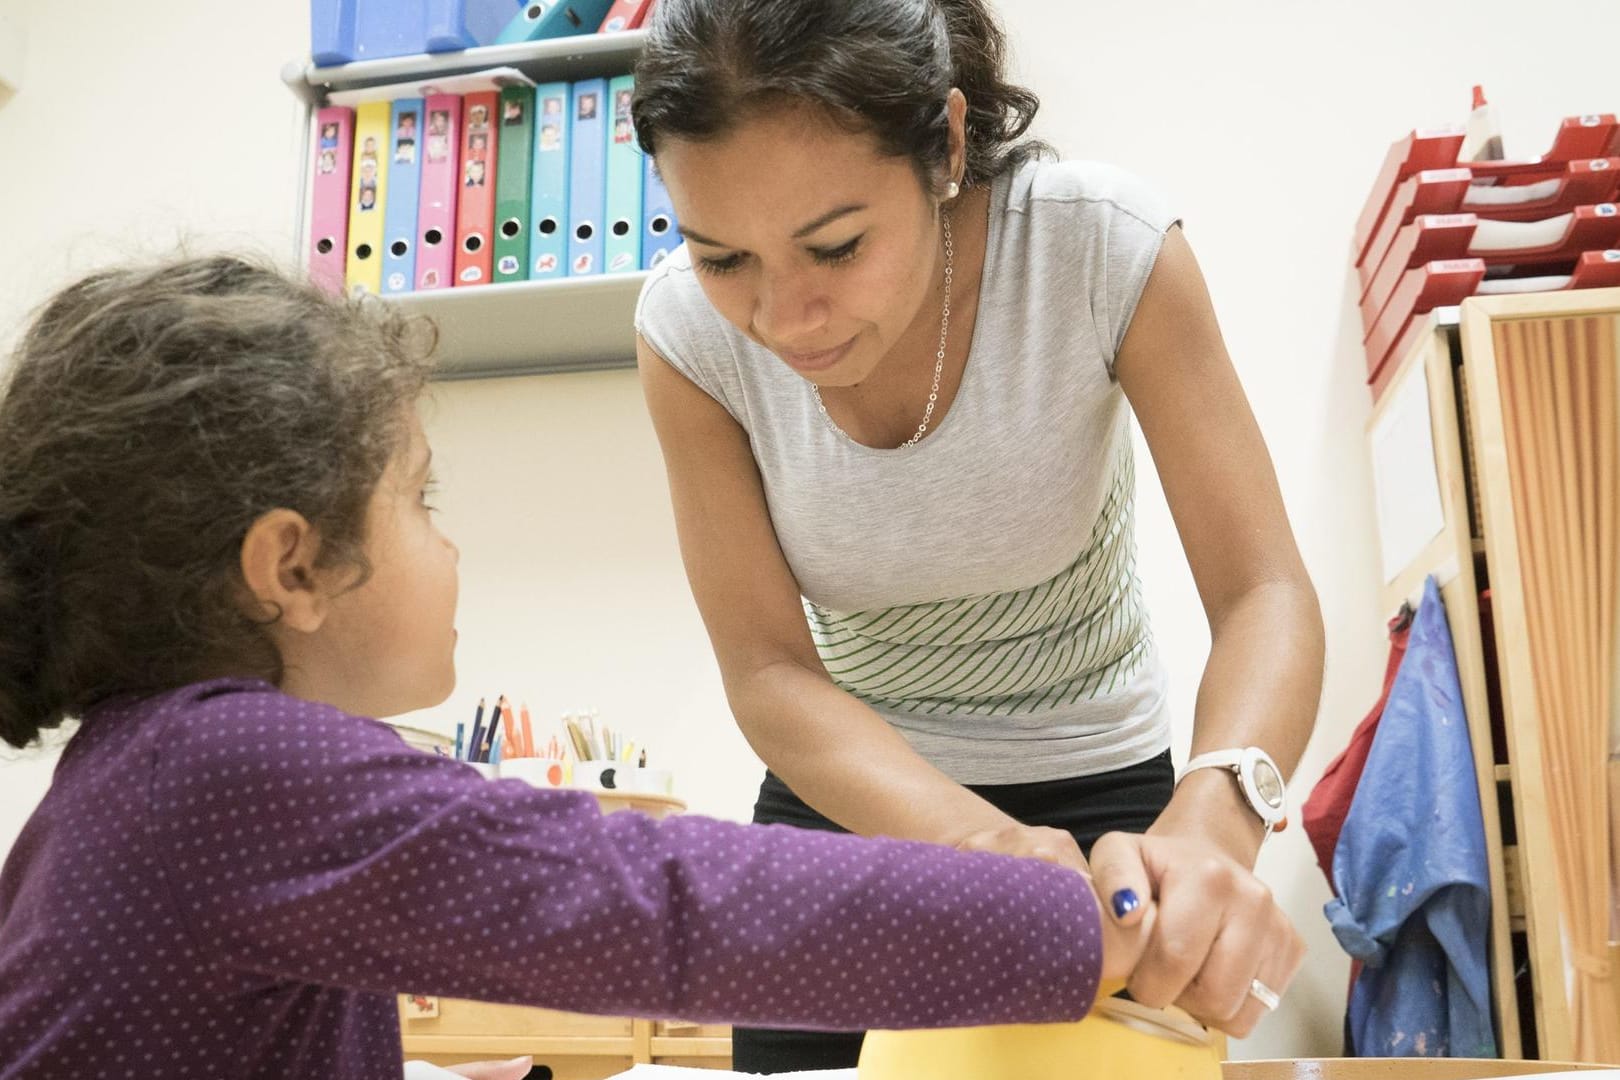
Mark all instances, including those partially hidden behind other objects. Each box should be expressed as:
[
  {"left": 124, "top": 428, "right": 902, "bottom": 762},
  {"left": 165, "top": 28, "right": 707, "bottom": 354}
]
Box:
[{"left": 0, "top": 680, "right": 1103, "bottom": 1078}]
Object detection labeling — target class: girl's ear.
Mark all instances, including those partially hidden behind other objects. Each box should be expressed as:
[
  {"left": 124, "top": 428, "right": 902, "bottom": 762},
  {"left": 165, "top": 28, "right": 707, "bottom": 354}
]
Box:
[{"left": 239, "top": 509, "right": 330, "bottom": 633}]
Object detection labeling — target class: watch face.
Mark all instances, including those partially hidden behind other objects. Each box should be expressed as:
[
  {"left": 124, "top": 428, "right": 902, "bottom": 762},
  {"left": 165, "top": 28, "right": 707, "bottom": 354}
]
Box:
[{"left": 1252, "top": 760, "right": 1285, "bottom": 809}]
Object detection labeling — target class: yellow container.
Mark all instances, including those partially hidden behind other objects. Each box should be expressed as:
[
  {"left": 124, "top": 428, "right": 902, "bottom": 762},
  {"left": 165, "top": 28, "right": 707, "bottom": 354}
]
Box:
[{"left": 858, "top": 987, "right": 1221, "bottom": 1080}]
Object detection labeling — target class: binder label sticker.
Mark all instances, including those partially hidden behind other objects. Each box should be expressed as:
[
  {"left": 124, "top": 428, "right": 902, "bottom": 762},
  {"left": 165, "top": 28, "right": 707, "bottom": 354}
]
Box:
[
  {"left": 394, "top": 109, "right": 418, "bottom": 165},
  {"left": 540, "top": 95, "right": 566, "bottom": 150},
  {"left": 317, "top": 119, "right": 340, "bottom": 175},
  {"left": 387, "top": 272, "right": 407, "bottom": 291},
  {"left": 460, "top": 266, "right": 483, "bottom": 283},
  {"left": 574, "top": 254, "right": 594, "bottom": 274},
  {"left": 358, "top": 145, "right": 380, "bottom": 212},
  {"left": 613, "top": 85, "right": 634, "bottom": 145},
  {"left": 610, "top": 252, "right": 635, "bottom": 271},
  {"left": 535, "top": 254, "right": 558, "bottom": 274},
  {"left": 427, "top": 110, "right": 453, "bottom": 163},
  {"left": 498, "top": 256, "right": 520, "bottom": 275}
]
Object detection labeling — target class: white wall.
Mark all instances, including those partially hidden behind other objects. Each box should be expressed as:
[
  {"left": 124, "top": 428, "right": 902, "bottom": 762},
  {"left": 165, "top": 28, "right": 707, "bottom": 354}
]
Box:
[{"left": 2, "top": 0, "right": 1616, "bottom": 1062}]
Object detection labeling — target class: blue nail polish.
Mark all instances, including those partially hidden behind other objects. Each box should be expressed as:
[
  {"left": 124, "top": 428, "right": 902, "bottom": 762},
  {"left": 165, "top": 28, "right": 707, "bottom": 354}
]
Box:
[{"left": 1111, "top": 888, "right": 1140, "bottom": 919}]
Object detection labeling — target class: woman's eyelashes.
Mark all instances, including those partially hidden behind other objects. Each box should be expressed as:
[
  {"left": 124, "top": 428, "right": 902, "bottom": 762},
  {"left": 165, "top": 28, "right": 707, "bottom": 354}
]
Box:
[
  {"left": 420, "top": 474, "right": 440, "bottom": 512},
  {"left": 696, "top": 252, "right": 746, "bottom": 276},
  {"left": 694, "top": 235, "right": 865, "bottom": 277},
  {"left": 812, "top": 236, "right": 863, "bottom": 265}
]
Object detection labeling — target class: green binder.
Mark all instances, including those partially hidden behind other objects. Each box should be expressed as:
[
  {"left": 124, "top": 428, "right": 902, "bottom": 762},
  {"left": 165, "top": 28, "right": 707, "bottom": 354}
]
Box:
[{"left": 493, "top": 85, "right": 537, "bottom": 284}]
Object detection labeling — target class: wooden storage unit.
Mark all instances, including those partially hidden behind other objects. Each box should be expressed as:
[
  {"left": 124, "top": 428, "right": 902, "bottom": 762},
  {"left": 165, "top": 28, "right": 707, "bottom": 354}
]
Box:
[{"left": 1365, "top": 287, "right": 1620, "bottom": 1062}]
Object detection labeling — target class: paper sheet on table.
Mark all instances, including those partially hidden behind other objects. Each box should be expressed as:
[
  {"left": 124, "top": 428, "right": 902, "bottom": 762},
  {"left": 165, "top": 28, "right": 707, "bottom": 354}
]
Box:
[
  {"left": 1370, "top": 357, "right": 1447, "bottom": 584},
  {"left": 605, "top": 1067, "right": 857, "bottom": 1080}
]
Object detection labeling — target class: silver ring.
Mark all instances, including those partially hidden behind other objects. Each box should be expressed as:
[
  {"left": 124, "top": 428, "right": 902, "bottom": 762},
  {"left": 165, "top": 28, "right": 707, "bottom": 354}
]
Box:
[{"left": 1248, "top": 978, "right": 1281, "bottom": 1011}]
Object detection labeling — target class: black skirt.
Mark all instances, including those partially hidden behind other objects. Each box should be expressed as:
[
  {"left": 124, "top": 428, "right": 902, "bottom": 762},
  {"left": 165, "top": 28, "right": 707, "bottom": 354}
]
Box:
[{"left": 731, "top": 750, "right": 1175, "bottom": 1074}]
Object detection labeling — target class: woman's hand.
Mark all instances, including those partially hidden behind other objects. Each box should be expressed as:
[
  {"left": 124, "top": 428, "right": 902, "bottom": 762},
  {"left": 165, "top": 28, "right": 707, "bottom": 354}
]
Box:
[
  {"left": 953, "top": 821, "right": 1091, "bottom": 875},
  {"left": 1088, "top": 830, "right": 1304, "bottom": 1038}
]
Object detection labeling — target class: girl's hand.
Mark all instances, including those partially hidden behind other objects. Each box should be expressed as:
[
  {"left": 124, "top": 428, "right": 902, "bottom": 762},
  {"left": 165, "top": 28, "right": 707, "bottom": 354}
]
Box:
[
  {"left": 953, "top": 821, "right": 1090, "bottom": 875},
  {"left": 1089, "top": 830, "right": 1304, "bottom": 1038}
]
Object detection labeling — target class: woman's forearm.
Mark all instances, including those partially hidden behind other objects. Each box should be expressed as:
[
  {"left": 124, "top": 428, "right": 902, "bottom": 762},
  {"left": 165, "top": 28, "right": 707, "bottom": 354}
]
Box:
[
  {"left": 1151, "top": 577, "right": 1325, "bottom": 865},
  {"left": 726, "top": 658, "right": 1015, "bottom": 845}
]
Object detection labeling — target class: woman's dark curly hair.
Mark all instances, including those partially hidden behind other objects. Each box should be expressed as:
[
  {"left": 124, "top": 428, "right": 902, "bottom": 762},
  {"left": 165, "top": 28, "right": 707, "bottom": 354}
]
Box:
[
  {"left": 0, "top": 255, "right": 436, "bottom": 749},
  {"left": 632, "top": 0, "right": 1051, "bottom": 195}
]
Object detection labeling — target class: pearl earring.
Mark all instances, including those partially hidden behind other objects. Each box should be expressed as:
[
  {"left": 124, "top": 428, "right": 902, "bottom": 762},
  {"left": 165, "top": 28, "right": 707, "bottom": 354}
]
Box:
[{"left": 946, "top": 180, "right": 961, "bottom": 200}]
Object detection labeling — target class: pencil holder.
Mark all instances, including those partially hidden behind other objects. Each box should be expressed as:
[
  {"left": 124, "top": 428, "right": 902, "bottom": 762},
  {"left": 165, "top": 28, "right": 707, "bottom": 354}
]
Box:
[
  {"left": 463, "top": 761, "right": 498, "bottom": 781},
  {"left": 498, "top": 757, "right": 572, "bottom": 788},
  {"left": 575, "top": 761, "right": 673, "bottom": 795}
]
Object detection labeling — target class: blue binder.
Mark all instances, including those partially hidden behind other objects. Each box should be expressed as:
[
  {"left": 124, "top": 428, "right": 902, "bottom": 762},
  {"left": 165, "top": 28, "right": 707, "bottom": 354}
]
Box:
[
  {"left": 641, "top": 154, "right": 679, "bottom": 270},
  {"left": 567, "top": 78, "right": 607, "bottom": 278},
  {"left": 493, "top": 0, "right": 616, "bottom": 44},
  {"left": 603, "top": 74, "right": 643, "bottom": 274},
  {"left": 381, "top": 98, "right": 426, "bottom": 295},
  {"left": 528, "top": 82, "right": 571, "bottom": 281}
]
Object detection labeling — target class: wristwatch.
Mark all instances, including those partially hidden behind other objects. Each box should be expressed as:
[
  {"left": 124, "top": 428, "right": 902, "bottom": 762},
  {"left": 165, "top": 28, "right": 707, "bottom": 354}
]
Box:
[{"left": 1177, "top": 746, "right": 1289, "bottom": 834}]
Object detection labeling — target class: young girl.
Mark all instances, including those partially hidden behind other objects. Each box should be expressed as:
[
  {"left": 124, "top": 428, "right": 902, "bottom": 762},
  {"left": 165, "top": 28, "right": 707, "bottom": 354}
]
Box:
[{"left": 0, "top": 256, "right": 1160, "bottom": 1079}]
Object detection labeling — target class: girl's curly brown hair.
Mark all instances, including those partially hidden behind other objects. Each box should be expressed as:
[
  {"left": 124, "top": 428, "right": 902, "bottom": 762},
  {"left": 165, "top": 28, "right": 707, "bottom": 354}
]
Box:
[{"left": 0, "top": 255, "right": 436, "bottom": 749}]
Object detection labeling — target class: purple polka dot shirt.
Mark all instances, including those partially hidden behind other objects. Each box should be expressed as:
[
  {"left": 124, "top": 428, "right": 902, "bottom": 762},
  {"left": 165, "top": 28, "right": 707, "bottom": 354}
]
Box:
[{"left": 0, "top": 680, "right": 1102, "bottom": 1078}]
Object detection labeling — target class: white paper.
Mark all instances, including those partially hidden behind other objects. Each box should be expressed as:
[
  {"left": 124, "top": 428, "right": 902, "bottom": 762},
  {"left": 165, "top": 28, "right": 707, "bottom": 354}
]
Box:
[{"left": 1370, "top": 359, "right": 1447, "bottom": 584}]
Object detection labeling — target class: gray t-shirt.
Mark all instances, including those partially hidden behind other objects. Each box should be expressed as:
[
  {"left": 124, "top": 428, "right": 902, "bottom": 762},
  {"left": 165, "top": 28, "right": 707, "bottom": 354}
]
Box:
[{"left": 636, "top": 158, "right": 1179, "bottom": 784}]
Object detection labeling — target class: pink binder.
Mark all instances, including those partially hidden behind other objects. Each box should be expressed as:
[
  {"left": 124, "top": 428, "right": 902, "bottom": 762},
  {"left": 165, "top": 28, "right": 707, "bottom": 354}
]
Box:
[
  {"left": 415, "top": 93, "right": 464, "bottom": 291},
  {"left": 307, "top": 106, "right": 355, "bottom": 295}
]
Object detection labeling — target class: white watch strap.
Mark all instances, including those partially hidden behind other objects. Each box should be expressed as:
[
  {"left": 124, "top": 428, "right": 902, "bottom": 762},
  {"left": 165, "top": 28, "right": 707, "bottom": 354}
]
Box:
[
  {"left": 1177, "top": 746, "right": 1289, "bottom": 835},
  {"left": 1178, "top": 748, "right": 1243, "bottom": 782}
]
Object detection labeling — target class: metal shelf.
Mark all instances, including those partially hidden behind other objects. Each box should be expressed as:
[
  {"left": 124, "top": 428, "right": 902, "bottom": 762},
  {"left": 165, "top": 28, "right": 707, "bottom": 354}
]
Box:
[
  {"left": 390, "top": 273, "right": 646, "bottom": 380},
  {"left": 282, "top": 31, "right": 647, "bottom": 105}
]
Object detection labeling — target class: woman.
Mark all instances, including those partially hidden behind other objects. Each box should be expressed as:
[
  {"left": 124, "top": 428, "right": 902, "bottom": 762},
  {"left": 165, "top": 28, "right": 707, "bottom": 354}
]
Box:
[{"left": 631, "top": 0, "right": 1322, "bottom": 1070}]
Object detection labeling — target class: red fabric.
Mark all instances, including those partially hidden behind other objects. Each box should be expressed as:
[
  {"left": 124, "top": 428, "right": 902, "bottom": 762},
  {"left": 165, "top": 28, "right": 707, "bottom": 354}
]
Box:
[{"left": 1302, "top": 610, "right": 1414, "bottom": 890}]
